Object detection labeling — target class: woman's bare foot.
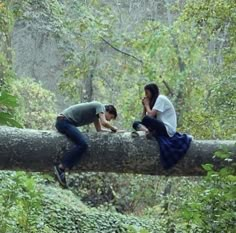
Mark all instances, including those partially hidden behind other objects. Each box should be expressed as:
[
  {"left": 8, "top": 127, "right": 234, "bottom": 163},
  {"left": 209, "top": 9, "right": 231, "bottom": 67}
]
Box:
[
  {"left": 131, "top": 130, "right": 149, "bottom": 138},
  {"left": 131, "top": 131, "right": 140, "bottom": 137}
]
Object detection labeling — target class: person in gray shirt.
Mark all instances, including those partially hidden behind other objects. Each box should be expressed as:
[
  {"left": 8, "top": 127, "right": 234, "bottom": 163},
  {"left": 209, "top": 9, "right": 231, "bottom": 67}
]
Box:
[{"left": 54, "top": 101, "right": 118, "bottom": 187}]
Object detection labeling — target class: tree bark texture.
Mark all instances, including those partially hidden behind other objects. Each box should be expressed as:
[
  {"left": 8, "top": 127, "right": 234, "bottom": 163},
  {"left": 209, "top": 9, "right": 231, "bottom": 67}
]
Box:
[{"left": 0, "top": 126, "right": 235, "bottom": 176}]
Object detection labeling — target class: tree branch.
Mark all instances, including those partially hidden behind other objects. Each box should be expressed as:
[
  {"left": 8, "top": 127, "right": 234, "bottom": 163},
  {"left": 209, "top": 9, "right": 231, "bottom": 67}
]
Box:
[{"left": 101, "top": 37, "right": 143, "bottom": 64}]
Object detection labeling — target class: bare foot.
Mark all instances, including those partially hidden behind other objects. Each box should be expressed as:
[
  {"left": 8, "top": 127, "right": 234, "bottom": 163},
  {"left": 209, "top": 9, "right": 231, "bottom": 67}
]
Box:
[
  {"left": 131, "top": 131, "right": 140, "bottom": 137},
  {"left": 131, "top": 131, "right": 148, "bottom": 138}
]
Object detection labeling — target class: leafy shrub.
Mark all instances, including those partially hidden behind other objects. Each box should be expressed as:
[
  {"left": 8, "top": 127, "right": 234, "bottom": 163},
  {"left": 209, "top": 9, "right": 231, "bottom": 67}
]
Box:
[
  {"left": 42, "top": 184, "right": 162, "bottom": 233},
  {"left": 0, "top": 171, "right": 164, "bottom": 233},
  {"left": 177, "top": 148, "right": 236, "bottom": 232},
  {"left": 0, "top": 52, "right": 22, "bottom": 127},
  {"left": 0, "top": 171, "right": 48, "bottom": 233},
  {"left": 10, "top": 78, "right": 57, "bottom": 130},
  {"left": 0, "top": 91, "right": 22, "bottom": 127}
]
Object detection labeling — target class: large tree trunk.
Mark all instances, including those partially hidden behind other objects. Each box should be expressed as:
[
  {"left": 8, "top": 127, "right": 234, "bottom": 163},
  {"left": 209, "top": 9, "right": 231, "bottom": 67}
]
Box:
[{"left": 0, "top": 126, "right": 235, "bottom": 176}]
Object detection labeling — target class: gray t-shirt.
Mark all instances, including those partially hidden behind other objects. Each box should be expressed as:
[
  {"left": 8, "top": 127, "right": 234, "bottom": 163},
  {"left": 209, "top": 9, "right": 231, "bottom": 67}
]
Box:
[
  {"left": 61, "top": 101, "right": 105, "bottom": 127},
  {"left": 153, "top": 95, "right": 177, "bottom": 137}
]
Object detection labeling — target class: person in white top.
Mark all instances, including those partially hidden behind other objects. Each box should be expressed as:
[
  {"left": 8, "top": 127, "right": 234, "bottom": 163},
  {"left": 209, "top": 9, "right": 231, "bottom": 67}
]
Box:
[{"left": 132, "top": 83, "right": 177, "bottom": 137}]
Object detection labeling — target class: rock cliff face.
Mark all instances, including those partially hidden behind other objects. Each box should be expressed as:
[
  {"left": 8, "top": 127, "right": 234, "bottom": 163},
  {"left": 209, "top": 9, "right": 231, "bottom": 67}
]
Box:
[
  {"left": 12, "top": 20, "right": 66, "bottom": 109},
  {"left": 12, "top": 23, "right": 62, "bottom": 85}
]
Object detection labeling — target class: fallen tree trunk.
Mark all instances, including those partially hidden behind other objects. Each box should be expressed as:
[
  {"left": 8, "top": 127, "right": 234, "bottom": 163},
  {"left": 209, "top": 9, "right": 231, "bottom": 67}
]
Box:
[{"left": 0, "top": 126, "right": 235, "bottom": 175}]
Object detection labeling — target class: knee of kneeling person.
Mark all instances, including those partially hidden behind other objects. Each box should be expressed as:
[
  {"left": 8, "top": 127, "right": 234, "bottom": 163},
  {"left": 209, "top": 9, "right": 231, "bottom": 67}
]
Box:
[
  {"left": 132, "top": 121, "right": 141, "bottom": 130},
  {"left": 142, "top": 115, "right": 152, "bottom": 123},
  {"left": 80, "top": 141, "right": 88, "bottom": 151}
]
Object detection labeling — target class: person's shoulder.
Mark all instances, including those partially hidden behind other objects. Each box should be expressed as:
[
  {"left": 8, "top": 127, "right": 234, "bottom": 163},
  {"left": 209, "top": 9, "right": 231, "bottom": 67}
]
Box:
[
  {"left": 157, "top": 94, "right": 168, "bottom": 101},
  {"left": 158, "top": 95, "right": 170, "bottom": 101},
  {"left": 156, "top": 95, "right": 173, "bottom": 106},
  {"left": 90, "top": 100, "right": 103, "bottom": 106},
  {"left": 89, "top": 101, "right": 105, "bottom": 109},
  {"left": 85, "top": 100, "right": 100, "bottom": 104}
]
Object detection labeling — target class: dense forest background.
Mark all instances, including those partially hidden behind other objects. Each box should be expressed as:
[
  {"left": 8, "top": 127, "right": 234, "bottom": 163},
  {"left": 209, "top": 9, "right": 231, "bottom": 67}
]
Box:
[{"left": 0, "top": 0, "right": 235, "bottom": 232}]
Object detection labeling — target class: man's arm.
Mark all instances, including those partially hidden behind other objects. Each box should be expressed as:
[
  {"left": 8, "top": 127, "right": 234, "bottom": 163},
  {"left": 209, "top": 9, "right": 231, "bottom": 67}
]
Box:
[
  {"left": 94, "top": 118, "right": 102, "bottom": 132},
  {"left": 94, "top": 118, "right": 113, "bottom": 132},
  {"left": 98, "top": 113, "right": 117, "bottom": 132}
]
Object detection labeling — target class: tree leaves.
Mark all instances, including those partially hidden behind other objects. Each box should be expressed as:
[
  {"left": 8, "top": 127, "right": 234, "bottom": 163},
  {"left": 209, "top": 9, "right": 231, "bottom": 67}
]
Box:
[
  {"left": 0, "top": 91, "right": 18, "bottom": 107},
  {"left": 0, "top": 91, "right": 22, "bottom": 127}
]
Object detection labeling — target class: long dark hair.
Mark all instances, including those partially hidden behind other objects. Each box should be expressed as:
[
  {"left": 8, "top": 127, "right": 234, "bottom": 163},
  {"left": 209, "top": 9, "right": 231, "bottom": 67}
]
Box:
[{"left": 144, "top": 83, "right": 159, "bottom": 109}]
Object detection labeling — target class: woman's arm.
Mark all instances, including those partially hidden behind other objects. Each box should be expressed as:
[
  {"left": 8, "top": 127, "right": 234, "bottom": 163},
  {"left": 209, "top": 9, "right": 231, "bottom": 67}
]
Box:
[
  {"left": 144, "top": 105, "right": 158, "bottom": 117},
  {"left": 142, "top": 97, "right": 158, "bottom": 117},
  {"left": 141, "top": 106, "right": 146, "bottom": 118}
]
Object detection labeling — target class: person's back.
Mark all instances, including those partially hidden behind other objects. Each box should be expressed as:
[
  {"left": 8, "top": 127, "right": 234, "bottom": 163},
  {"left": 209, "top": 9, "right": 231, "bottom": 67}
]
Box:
[
  {"left": 54, "top": 101, "right": 118, "bottom": 187},
  {"left": 62, "top": 101, "right": 105, "bottom": 127},
  {"left": 153, "top": 95, "right": 177, "bottom": 137}
]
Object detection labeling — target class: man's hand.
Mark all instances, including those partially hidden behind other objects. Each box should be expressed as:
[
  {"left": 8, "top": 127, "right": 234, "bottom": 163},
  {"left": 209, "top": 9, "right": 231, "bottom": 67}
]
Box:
[
  {"left": 111, "top": 126, "right": 118, "bottom": 133},
  {"left": 111, "top": 128, "right": 127, "bottom": 133},
  {"left": 98, "top": 113, "right": 118, "bottom": 132}
]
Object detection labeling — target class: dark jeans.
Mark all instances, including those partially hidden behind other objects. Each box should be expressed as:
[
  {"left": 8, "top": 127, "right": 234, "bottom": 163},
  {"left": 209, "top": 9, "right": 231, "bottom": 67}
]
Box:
[
  {"left": 133, "top": 115, "right": 169, "bottom": 137},
  {"left": 55, "top": 117, "right": 88, "bottom": 169}
]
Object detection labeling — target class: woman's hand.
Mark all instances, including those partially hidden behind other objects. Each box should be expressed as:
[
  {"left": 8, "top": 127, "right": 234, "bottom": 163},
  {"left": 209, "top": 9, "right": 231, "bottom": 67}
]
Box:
[{"left": 142, "top": 97, "right": 150, "bottom": 107}]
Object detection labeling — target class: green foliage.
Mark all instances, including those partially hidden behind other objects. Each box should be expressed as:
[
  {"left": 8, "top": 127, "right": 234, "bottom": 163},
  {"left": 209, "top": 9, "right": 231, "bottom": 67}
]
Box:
[
  {"left": 58, "top": 0, "right": 115, "bottom": 103},
  {"left": 176, "top": 0, "right": 236, "bottom": 139},
  {"left": 177, "top": 148, "right": 236, "bottom": 232},
  {"left": 0, "top": 91, "right": 22, "bottom": 127},
  {"left": 54, "top": 0, "right": 235, "bottom": 136},
  {"left": 0, "top": 0, "right": 15, "bottom": 37},
  {"left": 126, "top": 225, "right": 150, "bottom": 233},
  {"left": 0, "top": 53, "right": 22, "bottom": 127},
  {"left": 1, "top": 0, "right": 236, "bottom": 232},
  {"left": 0, "top": 0, "right": 30, "bottom": 63},
  {"left": 72, "top": 173, "right": 158, "bottom": 213},
  {"left": 22, "top": 0, "right": 65, "bottom": 35},
  {"left": 10, "top": 78, "right": 57, "bottom": 129},
  {"left": 0, "top": 1, "right": 27, "bottom": 128},
  {"left": 0, "top": 52, "right": 15, "bottom": 89},
  {"left": 42, "top": 185, "right": 162, "bottom": 233},
  {"left": 0, "top": 171, "right": 164, "bottom": 233},
  {"left": 0, "top": 171, "right": 46, "bottom": 233}
]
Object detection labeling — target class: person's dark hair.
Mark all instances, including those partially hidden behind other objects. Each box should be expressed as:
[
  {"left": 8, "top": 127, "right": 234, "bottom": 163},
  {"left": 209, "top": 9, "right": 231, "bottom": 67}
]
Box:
[
  {"left": 105, "top": 105, "right": 117, "bottom": 119},
  {"left": 144, "top": 83, "right": 159, "bottom": 109}
]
